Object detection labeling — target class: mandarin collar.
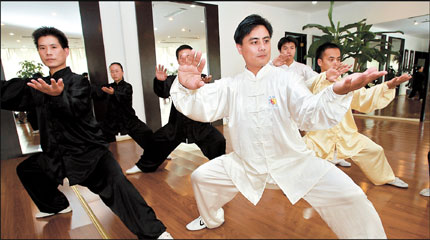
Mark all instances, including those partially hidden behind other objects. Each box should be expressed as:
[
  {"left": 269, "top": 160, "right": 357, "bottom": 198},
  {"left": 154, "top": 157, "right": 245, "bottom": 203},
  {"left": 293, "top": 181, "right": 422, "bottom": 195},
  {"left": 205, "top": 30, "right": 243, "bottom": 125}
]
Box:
[
  {"left": 244, "top": 63, "right": 271, "bottom": 80},
  {"left": 50, "top": 67, "right": 72, "bottom": 79},
  {"left": 114, "top": 78, "right": 125, "bottom": 85}
]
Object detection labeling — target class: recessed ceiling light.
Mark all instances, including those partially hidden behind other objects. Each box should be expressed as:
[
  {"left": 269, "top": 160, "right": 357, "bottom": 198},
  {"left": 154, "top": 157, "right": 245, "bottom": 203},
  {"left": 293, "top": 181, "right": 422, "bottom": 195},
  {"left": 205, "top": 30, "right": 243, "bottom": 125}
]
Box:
[
  {"left": 168, "top": 17, "right": 173, "bottom": 21},
  {"left": 154, "top": 27, "right": 158, "bottom": 31},
  {"left": 16, "top": 40, "right": 21, "bottom": 42},
  {"left": 52, "top": 12, "right": 57, "bottom": 16},
  {"left": 167, "top": 36, "right": 171, "bottom": 38},
  {"left": 190, "top": 5, "right": 196, "bottom": 8},
  {"left": 414, "top": 21, "right": 419, "bottom": 25},
  {"left": 9, "top": 32, "right": 14, "bottom": 36},
  {"left": 181, "top": 28, "right": 186, "bottom": 32},
  {"left": 200, "top": 20, "right": 204, "bottom": 23},
  {"left": 312, "top": 1, "right": 317, "bottom": 4}
]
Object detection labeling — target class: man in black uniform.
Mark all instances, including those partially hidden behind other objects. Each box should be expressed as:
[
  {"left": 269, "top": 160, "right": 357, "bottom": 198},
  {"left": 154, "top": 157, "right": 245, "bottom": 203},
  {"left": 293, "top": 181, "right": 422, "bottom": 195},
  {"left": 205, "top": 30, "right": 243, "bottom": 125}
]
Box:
[
  {"left": 0, "top": 27, "right": 172, "bottom": 239},
  {"left": 126, "top": 45, "right": 226, "bottom": 174},
  {"left": 91, "top": 62, "right": 153, "bottom": 150}
]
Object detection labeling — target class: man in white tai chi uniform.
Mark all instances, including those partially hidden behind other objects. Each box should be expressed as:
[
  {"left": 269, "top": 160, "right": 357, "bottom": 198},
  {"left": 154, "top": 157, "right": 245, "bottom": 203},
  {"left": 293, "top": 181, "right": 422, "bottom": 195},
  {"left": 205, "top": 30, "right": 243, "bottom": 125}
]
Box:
[{"left": 170, "top": 14, "right": 389, "bottom": 239}]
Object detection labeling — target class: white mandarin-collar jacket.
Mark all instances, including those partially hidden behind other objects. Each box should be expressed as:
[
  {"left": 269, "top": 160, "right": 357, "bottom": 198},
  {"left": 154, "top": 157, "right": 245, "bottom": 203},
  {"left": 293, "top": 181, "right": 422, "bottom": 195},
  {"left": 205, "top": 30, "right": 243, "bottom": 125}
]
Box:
[
  {"left": 277, "top": 61, "right": 318, "bottom": 88},
  {"left": 170, "top": 64, "right": 353, "bottom": 205}
]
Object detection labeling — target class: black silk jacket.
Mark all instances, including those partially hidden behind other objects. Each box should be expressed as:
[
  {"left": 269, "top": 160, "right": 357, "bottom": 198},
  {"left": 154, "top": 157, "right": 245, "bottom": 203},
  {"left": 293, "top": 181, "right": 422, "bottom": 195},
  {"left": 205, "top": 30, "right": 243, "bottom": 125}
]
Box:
[
  {"left": 154, "top": 75, "right": 213, "bottom": 142},
  {"left": 91, "top": 79, "right": 139, "bottom": 134},
  {"left": 1, "top": 67, "right": 109, "bottom": 185}
]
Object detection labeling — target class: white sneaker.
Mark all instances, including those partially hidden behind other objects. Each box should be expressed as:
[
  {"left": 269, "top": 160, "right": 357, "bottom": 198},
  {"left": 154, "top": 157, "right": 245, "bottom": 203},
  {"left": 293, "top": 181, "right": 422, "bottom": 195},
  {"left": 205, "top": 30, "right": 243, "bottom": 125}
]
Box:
[
  {"left": 186, "top": 216, "right": 207, "bottom": 231},
  {"left": 35, "top": 206, "right": 72, "bottom": 219},
  {"left": 337, "top": 159, "right": 351, "bottom": 167},
  {"left": 420, "top": 188, "right": 430, "bottom": 197},
  {"left": 387, "top": 177, "right": 408, "bottom": 188},
  {"left": 125, "top": 165, "right": 142, "bottom": 175},
  {"left": 158, "top": 231, "right": 173, "bottom": 239},
  {"left": 166, "top": 155, "right": 173, "bottom": 160}
]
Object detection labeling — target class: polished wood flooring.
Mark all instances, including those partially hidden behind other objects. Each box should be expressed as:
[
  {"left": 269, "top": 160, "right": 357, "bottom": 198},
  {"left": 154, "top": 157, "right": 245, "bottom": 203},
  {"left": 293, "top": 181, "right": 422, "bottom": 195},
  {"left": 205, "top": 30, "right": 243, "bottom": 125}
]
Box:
[
  {"left": 1, "top": 118, "right": 429, "bottom": 239},
  {"left": 364, "top": 95, "right": 430, "bottom": 120}
]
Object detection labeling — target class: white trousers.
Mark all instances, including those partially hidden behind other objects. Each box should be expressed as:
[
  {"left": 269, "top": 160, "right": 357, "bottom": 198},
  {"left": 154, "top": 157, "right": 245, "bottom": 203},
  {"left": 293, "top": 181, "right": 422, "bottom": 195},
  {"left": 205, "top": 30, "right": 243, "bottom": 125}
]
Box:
[{"left": 190, "top": 158, "right": 386, "bottom": 239}]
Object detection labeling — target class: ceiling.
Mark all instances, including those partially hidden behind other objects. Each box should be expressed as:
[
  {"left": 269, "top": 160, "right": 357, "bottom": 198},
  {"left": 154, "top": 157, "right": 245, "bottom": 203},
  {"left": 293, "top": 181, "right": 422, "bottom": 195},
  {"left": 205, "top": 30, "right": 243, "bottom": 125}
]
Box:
[
  {"left": 152, "top": 1, "right": 206, "bottom": 44},
  {"left": 373, "top": 14, "right": 430, "bottom": 39},
  {"left": 254, "top": 1, "right": 353, "bottom": 13},
  {"left": 1, "top": 1, "right": 429, "bottom": 50},
  {"left": 1, "top": 1, "right": 84, "bottom": 49}
]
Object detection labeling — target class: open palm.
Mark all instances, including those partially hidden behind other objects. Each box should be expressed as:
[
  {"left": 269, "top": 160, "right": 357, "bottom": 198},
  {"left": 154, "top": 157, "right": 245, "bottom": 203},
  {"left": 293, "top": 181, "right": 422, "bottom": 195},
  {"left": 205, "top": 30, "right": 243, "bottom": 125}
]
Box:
[
  {"left": 156, "top": 64, "right": 168, "bottom": 81},
  {"left": 333, "top": 67, "right": 387, "bottom": 95},
  {"left": 178, "top": 50, "right": 206, "bottom": 90}
]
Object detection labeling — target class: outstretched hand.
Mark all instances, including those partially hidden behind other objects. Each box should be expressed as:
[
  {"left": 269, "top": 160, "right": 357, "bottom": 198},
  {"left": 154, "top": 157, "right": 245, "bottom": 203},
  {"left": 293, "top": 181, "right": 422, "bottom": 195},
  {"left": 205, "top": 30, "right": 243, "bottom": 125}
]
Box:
[
  {"left": 326, "top": 62, "right": 352, "bottom": 82},
  {"left": 333, "top": 67, "right": 387, "bottom": 95},
  {"left": 178, "top": 50, "right": 206, "bottom": 90},
  {"left": 386, "top": 73, "right": 412, "bottom": 89},
  {"left": 272, "top": 53, "right": 289, "bottom": 67},
  {"left": 155, "top": 64, "right": 168, "bottom": 81},
  {"left": 101, "top": 86, "right": 114, "bottom": 95},
  {"left": 27, "top": 78, "right": 64, "bottom": 96}
]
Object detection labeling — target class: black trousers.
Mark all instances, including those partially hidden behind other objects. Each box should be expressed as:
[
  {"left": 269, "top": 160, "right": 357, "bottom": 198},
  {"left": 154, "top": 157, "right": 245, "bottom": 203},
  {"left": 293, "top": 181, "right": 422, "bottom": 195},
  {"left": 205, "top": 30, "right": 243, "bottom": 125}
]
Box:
[
  {"left": 136, "top": 124, "right": 226, "bottom": 172},
  {"left": 101, "top": 119, "right": 154, "bottom": 150},
  {"left": 16, "top": 152, "right": 166, "bottom": 239}
]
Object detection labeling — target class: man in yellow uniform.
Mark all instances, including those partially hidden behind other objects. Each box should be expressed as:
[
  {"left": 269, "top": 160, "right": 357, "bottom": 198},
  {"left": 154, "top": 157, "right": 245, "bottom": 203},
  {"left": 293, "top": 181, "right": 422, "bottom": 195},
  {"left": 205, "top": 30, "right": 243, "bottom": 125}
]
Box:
[{"left": 303, "top": 42, "right": 410, "bottom": 188}]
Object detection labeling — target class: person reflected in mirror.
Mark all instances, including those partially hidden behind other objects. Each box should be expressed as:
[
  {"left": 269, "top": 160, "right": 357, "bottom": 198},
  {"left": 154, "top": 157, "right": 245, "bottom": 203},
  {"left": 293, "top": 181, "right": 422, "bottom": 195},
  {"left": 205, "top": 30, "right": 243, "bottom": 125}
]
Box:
[
  {"left": 0, "top": 27, "right": 171, "bottom": 239},
  {"left": 126, "top": 44, "right": 226, "bottom": 174},
  {"left": 303, "top": 42, "right": 411, "bottom": 189},
  {"left": 170, "top": 14, "right": 392, "bottom": 239},
  {"left": 91, "top": 62, "right": 154, "bottom": 152},
  {"left": 408, "top": 66, "right": 425, "bottom": 100}
]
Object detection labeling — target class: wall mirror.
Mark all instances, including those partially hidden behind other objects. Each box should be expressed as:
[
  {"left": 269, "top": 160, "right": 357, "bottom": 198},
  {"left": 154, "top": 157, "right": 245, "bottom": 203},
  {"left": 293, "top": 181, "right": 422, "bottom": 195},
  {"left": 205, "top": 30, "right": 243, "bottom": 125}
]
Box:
[
  {"left": 152, "top": 1, "right": 208, "bottom": 126},
  {"left": 360, "top": 16, "right": 429, "bottom": 121},
  {"left": 1, "top": 1, "right": 88, "bottom": 155}
]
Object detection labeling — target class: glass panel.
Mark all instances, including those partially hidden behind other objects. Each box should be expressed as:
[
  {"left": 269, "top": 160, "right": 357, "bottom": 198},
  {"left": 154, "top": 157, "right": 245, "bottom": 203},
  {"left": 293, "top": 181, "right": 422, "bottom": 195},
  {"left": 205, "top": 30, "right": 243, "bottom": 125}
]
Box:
[
  {"left": 1, "top": 1, "right": 88, "bottom": 154},
  {"left": 152, "top": 1, "right": 207, "bottom": 126}
]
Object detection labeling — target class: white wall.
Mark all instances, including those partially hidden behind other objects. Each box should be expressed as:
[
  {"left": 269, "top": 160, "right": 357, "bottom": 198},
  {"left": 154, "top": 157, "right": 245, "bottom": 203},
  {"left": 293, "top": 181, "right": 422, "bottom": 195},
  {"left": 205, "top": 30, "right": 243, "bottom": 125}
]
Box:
[
  {"left": 99, "top": 1, "right": 146, "bottom": 122},
  {"left": 309, "top": 1, "right": 430, "bottom": 27}
]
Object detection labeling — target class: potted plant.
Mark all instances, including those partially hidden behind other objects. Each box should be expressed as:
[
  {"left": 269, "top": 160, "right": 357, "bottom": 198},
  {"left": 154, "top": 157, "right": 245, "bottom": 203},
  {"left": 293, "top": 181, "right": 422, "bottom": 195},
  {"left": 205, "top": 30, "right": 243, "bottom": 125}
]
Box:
[
  {"left": 16, "top": 60, "right": 44, "bottom": 78},
  {"left": 15, "top": 60, "right": 44, "bottom": 124},
  {"left": 303, "top": 1, "right": 404, "bottom": 72}
]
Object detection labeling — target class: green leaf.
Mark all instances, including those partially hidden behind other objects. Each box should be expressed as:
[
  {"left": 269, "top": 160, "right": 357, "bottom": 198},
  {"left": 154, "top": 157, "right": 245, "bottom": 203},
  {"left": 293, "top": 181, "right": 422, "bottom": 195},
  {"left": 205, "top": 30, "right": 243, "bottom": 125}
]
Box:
[
  {"left": 302, "top": 24, "right": 333, "bottom": 35},
  {"left": 328, "top": 1, "right": 336, "bottom": 30}
]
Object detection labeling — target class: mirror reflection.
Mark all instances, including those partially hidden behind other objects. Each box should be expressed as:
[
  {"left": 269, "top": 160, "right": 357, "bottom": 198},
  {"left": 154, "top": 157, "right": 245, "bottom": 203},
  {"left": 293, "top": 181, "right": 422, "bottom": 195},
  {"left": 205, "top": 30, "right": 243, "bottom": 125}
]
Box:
[
  {"left": 361, "top": 15, "right": 429, "bottom": 120},
  {"left": 152, "top": 1, "right": 207, "bottom": 125},
  {"left": 1, "top": 1, "right": 88, "bottom": 154}
]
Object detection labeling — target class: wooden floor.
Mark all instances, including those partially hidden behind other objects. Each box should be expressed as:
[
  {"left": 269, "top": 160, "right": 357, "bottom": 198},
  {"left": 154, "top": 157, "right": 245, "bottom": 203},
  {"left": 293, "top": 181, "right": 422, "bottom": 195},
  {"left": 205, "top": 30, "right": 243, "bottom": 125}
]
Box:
[
  {"left": 1, "top": 117, "right": 429, "bottom": 239},
  {"left": 365, "top": 95, "right": 430, "bottom": 120}
]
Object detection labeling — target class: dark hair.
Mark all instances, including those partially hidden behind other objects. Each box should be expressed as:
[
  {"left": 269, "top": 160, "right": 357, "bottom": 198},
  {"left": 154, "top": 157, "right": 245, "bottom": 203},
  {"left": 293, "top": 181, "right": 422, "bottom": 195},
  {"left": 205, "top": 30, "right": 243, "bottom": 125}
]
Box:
[
  {"left": 32, "top": 26, "right": 69, "bottom": 49},
  {"left": 109, "top": 62, "right": 123, "bottom": 71},
  {"left": 277, "top": 36, "right": 298, "bottom": 51},
  {"left": 315, "top": 42, "right": 341, "bottom": 60},
  {"left": 176, "top": 44, "right": 193, "bottom": 59},
  {"left": 234, "top": 14, "right": 273, "bottom": 45}
]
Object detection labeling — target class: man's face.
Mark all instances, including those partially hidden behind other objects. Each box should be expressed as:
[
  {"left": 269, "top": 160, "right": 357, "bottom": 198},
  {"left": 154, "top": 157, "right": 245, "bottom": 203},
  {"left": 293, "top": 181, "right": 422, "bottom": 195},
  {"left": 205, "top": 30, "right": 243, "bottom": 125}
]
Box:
[
  {"left": 37, "top": 35, "right": 69, "bottom": 72},
  {"left": 280, "top": 42, "right": 296, "bottom": 62},
  {"left": 236, "top": 25, "right": 271, "bottom": 74},
  {"left": 177, "top": 49, "right": 192, "bottom": 65},
  {"left": 317, "top": 48, "right": 341, "bottom": 72},
  {"left": 109, "top": 64, "right": 124, "bottom": 82}
]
